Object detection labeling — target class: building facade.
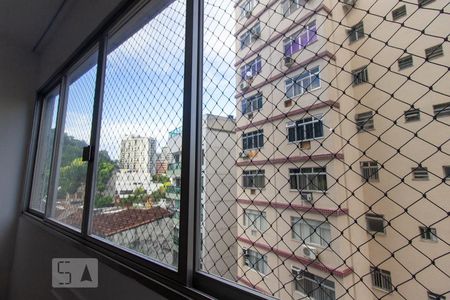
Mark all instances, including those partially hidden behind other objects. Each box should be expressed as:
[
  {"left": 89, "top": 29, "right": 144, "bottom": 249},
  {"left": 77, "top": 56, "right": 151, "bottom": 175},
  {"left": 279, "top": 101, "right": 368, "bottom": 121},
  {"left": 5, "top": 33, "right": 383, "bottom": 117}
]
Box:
[
  {"left": 120, "top": 135, "right": 157, "bottom": 175},
  {"left": 234, "top": 0, "right": 449, "bottom": 299}
]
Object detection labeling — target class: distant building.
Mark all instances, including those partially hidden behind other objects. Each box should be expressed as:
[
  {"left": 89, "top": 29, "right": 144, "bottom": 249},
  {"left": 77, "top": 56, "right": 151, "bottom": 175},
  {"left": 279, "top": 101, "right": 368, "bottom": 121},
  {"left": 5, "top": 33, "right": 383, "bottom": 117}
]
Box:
[
  {"left": 120, "top": 135, "right": 157, "bottom": 175},
  {"left": 114, "top": 169, "right": 162, "bottom": 199}
]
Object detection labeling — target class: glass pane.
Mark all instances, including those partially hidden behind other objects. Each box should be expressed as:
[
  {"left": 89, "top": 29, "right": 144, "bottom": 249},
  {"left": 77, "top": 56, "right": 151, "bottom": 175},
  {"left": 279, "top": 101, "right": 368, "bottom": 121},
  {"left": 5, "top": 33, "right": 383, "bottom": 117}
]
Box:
[
  {"left": 29, "top": 88, "right": 60, "bottom": 212},
  {"left": 50, "top": 52, "right": 97, "bottom": 230},
  {"left": 90, "top": 0, "right": 186, "bottom": 268}
]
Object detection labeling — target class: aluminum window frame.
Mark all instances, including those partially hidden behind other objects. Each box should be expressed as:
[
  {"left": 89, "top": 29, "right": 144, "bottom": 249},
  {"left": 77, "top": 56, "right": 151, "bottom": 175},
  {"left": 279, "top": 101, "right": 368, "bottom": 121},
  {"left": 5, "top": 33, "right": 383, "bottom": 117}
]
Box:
[
  {"left": 22, "top": 0, "right": 271, "bottom": 299},
  {"left": 285, "top": 66, "right": 321, "bottom": 98}
]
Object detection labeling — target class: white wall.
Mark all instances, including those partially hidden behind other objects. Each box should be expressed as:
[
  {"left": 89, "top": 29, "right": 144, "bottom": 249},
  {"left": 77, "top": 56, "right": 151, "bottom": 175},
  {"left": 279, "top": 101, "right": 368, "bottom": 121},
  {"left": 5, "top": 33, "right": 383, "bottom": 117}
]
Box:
[{"left": 0, "top": 39, "right": 38, "bottom": 300}]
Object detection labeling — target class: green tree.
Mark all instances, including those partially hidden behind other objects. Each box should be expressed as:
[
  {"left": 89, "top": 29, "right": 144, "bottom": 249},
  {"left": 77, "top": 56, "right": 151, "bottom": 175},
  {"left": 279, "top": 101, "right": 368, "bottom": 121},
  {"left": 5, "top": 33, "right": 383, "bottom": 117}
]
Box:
[
  {"left": 58, "top": 158, "right": 87, "bottom": 198},
  {"left": 95, "top": 195, "right": 113, "bottom": 208},
  {"left": 152, "top": 174, "right": 170, "bottom": 184},
  {"left": 122, "top": 187, "right": 148, "bottom": 207}
]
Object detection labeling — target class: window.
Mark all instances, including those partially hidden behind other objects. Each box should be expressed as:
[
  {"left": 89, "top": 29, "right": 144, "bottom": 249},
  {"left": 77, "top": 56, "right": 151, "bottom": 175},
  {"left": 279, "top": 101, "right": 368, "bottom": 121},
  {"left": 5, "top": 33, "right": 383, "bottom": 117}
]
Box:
[
  {"left": 283, "top": 21, "right": 317, "bottom": 57},
  {"left": 285, "top": 66, "right": 320, "bottom": 98},
  {"left": 419, "top": 0, "right": 435, "bottom": 7},
  {"left": 352, "top": 66, "right": 369, "bottom": 85},
  {"left": 371, "top": 267, "right": 393, "bottom": 291},
  {"left": 366, "top": 214, "right": 385, "bottom": 233},
  {"left": 392, "top": 5, "right": 407, "bottom": 20},
  {"left": 412, "top": 167, "right": 429, "bottom": 180},
  {"left": 398, "top": 55, "right": 413, "bottom": 70},
  {"left": 433, "top": 102, "right": 450, "bottom": 118},
  {"left": 404, "top": 108, "right": 420, "bottom": 122},
  {"left": 428, "top": 292, "right": 446, "bottom": 300},
  {"left": 355, "top": 111, "right": 374, "bottom": 131},
  {"left": 291, "top": 218, "right": 331, "bottom": 247},
  {"left": 241, "top": 93, "right": 263, "bottom": 114},
  {"left": 50, "top": 52, "right": 98, "bottom": 230},
  {"left": 240, "top": 23, "right": 261, "bottom": 49},
  {"left": 240, "top": 0, "right": 255, "bottom": 19},
  {"left": 425, "top": 44, "right": 443, "bottom": 60},
  {"left": 294, "top": 270, "right": 336, "bottom": 300},
  {"left": 444, "top": 166, "right": 450, "bottom": 180},
  {"left": 29, "top": 88, "right": 60, "bottom": 213},
  {"left": 243, "top": 209, "right": 268, "bottom": 232},
  {"left": 361, "top": 161, "right": 379, "bottom": 181},
  {"left": 242, "top": 129, "right": 264, "bottom": 150},
  {"left": 287, "top": 115, "right": 324, "bottom": 143},
  {"left": 243, "top": 249, "right": 268, "bottom": 274},
  {"left": 281, "top": 0, "right": 304, "bottom": 16},
  {"left": 243, "top": 170, "right": 265, "bottom": 188},
  {"left": 289, "top": 167, "right": 327, "bottom": 192},
  {"left": 420, "top": 227, "right": 437, "bottom": 241},
  {"left": 348, "top": 21, "right": 364, "bottom": 43},
  {"left": 240, "top": 56, "right": 262, "bottom": 80}
]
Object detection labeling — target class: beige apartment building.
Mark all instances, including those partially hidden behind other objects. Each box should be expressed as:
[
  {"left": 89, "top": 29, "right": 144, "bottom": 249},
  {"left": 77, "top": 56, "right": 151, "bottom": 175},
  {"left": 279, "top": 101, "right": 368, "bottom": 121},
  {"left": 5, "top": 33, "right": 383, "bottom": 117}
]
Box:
[{"left": 233, "top": 0, "right": 449, "bottom": 299}]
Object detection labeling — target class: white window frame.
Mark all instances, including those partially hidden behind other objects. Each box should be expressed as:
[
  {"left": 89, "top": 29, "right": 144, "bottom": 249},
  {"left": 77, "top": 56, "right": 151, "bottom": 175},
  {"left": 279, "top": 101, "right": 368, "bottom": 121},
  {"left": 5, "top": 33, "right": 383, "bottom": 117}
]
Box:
[
  {"left": 283, "top": 20, "right": 317, "bottom": 57},
  {"left": 242, "top": 129, "right": 264, "bottom": 150},
  {"left": 355, "top": 111, "right": 374, "bottom": 131},
  {"left": 293, "top": 268, "right": 336, "bottom": 300},
  {"left": 289, "top": 167, "right": 328, "bottom": 192},
  {"left": 291, "top": 217, "right": 331, "bottom": 247},
  {"left": 241, "top": 93, "right": 263, "bottom": 114},
  {"left": 243, "top": 249, "right": 268, "bottom": 274},
  {"left": 239, "top": 23, "right": 261, "bottom": 49},
  {"left": 239, "top": 0, "right": 255, "bottom": 19},
  {"left": 370, "top": 267, "right": 393, "bottom": 292},
  {"left": 348, "top": 21, "right": 364, "bottom": 43},
  {"left": 240, "top": 56, "right": 262, "bottom": 80},
  {"left": 419, "top": 226, "right": 438, "bottom": 241},
  {"left": 243, "top": 209, "right": 268, "bottom": 232},
  {"left": 281, "top": 0, "right": 304, "bottom": 16},
  {"left": 242, "top": 169, "right": 265, "bottom": 188},
  {"left": 285, "top": 66, "right": 321, "bottom": 98},
  {"left": 286, "top": 114, "right": 324, "bottom": 143}
]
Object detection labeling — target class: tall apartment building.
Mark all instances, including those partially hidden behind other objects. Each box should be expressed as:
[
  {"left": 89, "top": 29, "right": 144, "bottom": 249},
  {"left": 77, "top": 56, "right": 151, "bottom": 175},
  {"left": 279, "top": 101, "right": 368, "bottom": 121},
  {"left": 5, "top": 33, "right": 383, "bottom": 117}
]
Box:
[
  {"left": 166, "top": 115, "right": 238, "bottom": 280},
  {"left": 120, "top": 135, "right": 157, "bottom": 174},
  {"left": 234, "top": 0, "right": 449, "bottom": 299}
]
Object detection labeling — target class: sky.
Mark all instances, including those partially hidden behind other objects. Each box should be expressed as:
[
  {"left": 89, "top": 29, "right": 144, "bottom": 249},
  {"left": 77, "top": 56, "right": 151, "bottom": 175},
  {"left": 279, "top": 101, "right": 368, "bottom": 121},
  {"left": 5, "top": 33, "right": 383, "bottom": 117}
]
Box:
[{"left": 63, "top": 0, "right": 237, "bottom": 160}]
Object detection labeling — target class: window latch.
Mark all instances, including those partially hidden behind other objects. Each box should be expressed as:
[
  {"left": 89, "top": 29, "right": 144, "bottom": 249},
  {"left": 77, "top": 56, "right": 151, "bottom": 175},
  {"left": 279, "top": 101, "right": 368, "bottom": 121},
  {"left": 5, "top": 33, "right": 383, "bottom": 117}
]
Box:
[{"left": 82, "top": 145, "right": 93, "bottom": 162}]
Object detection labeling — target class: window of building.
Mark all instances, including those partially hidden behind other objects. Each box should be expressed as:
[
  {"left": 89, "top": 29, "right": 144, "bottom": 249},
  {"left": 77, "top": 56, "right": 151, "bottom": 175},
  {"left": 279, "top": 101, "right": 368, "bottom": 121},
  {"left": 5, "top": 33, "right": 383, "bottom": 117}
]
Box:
[
  {"left": 241, "top": 93, "right": 263, "bottom": 114},
  {"left": 281, "top": 0, "right": 305, "bottom": 16},
  {"left": 392, "top": 5, "right": 407, "bottom": 20},
  {"left": 243, "top": 169, "right": 265, "bottom": 188},
  {"left": 287, "top": 116, "right": 323, "bottom": 143},
  {"left": 283, "top": 21, "right": 317, "bottom": 57},
  {"left": 366, "top": 214, "right": 385, "bottom": 233},
  {"left": 240, "top": 0, "right": 255, "bottom": 19},
  {"left": 412, "top": 167, "right": 429, "bottom": 180},
  {"left": 240, "top": 56, "right": 262, "bottom": 80},
  {"left": 289, "top": 167, "right": 327, "bottom": 192},
  {"left": 398, "top": 55, "right": 413, "bottom": 70},
  {"left": 242, "top": 129, "right": 264, "bottom": 150},
  {"left": 348, "top": 21, "right": 364, "bottom": 43},
  {"left": 240, "top": 23, "right": 261, "bottom": 49},
  {"left": 352, "top": 66, "right": 369, "bottom": 85},
  {"left": 420, "top": 227, "right": 437, "bottom": 241},
  {"left": 291, "top": 217, "right": 331, "bottom": 246},
  {"left": 355, "top": 111, "right": 374, "bottom": 131},
  {"left": 243, "top": 209, "right": 268, "bottom": 232},
  {"left": 433, "top": 102, "right": 450, "bottom": 118},
  {"left": 285, "top": 66, "right": 320, "bottom": 98},
  {"left": 404, "top": 108, "right": 420, "bottom": 122},
  {"left": 425, "top": 44, "right": 443, "bottom": 60},
  {"left": 294, "top": 270, "right": 336, "bottom": 300},
  {"left": 428, "top": 292, "right": 446, "bottom": 300},
  {"left": 371, "top": 267, "right": 393, "bottom": 291},
  {"left": 361, "top": 161, "right": 379, "bottom": 181},
  {"left": 444, "top": 166, "right": 450, "bottom": 180},
  {"left": 29, "top": 88, "right": 60, "bottom": 213},
  {"left": 243, "top": 249, "right": 268, "bottom": 274},
  {"left": 419, "top": 0, "right": 436, "bottom": 7}
]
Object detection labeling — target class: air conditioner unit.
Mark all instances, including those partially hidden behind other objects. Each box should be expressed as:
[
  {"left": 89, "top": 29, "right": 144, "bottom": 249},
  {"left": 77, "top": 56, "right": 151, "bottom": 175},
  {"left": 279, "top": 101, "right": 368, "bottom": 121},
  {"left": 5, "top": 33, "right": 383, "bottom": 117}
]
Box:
[
  {"left": 301, "top": 245, "right": 318, "bottom": 260},
  {"left": 250, "top": 188, "right": 256, "bottom": 195},
  {"left": 240, "top": 81, "right": 249, "bottom": 91},
  {"left": 291, "top": 267, "right": 304, "bottom": 280},
  {"left": 243, "top": 248, "right": 249, "bottom": 256},
  {"left": 247, "top": 112, "right": 254, "bottom": 119},
  {"left": 284, "top": 56, "right": 294, "bottom": 67},
  {"left": 245, "top": 10, "right": 251, "bottom": 18},
  {"left": 240, "top": 151, "right": 248, "bottom": 158},
  {"left": 300, "top": 192, "right": 313, "bottom": 202}
]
